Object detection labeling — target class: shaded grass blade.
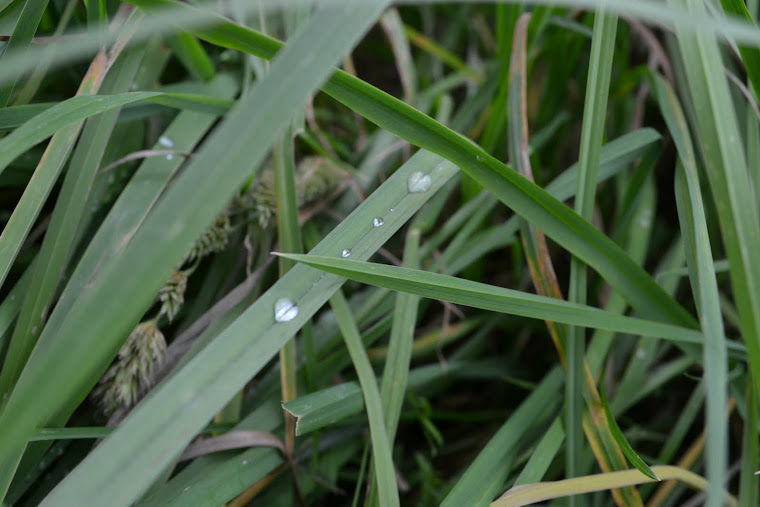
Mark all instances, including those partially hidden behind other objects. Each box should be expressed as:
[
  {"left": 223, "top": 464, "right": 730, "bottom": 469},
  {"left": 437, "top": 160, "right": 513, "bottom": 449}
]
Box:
[
  {"left": 441, "top": 368, "right": 562, "bottom": 506},
  {"left": 329, "top": 290, "right": 398, "bottom": 507}
]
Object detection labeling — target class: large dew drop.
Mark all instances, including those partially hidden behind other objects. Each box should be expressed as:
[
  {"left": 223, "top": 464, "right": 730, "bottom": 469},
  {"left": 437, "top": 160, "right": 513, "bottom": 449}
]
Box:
[
  {"left": 373, "top": 217, "right": 384, "bottom": 227},
  {"left": 408, "top": 171, "right": 432, "bottom": 193},
  {"left": 274, "top": 298, "right": 299, "bottom": 323},
  {"left": 158, "top": 135, "right": 174, "bottom": 148},
  {"left": 341, "top": 248, "right": 352, "bottom": 258}
]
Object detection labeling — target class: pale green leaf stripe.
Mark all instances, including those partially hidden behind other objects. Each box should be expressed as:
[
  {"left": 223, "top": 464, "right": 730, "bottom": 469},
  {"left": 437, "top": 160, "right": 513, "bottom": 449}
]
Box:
[
  {"left": 28, "top": 3, "right": 391, "bottom": 504},
  {"left": 0, "top": 92, "right": 160, "bottom": 179},
  {"left": 134, "top": 0, "right": 696, "bottom": 328},
  {"left": 278, "top": 254, "right": 723, "bottom": 348},
  {"left": 330, "top": 291, "right": 399, "bottom": 507}
]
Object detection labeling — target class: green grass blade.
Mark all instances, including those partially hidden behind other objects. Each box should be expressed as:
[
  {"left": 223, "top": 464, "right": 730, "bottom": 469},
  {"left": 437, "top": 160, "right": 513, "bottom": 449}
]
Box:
[
  {"left": 166, "top": 31, "right": 215, "bottom": 82},
  {"left": 278, "top": 254, "right": 716, "bottom": 348},
  {"left": 599, "top": 375, "right": 658, "bottom": 480},
  {"left": 673, "top": 0, "right": 760, "bottom": 409},
  {"left": 329, "top": 290, "right": 398, "bottom": 507},
  {"left": 441, "top": 368, "right": 563, "bottom": 506},
  {"left": 653, "top": 73, "right": 729, "bottom": 507},
  {"left": 0, "top": 42, "right": 147, "bottom": 400},
  {"left": 719, "top": 0, "right": 760, "bottom": 100},
  {"left": 0, "top": 0, "right": 49, "bottom": 105},
  {"left": 0, "top": 92, "right": 160, "bottom": 181},
  {"left": 566, "top": 10, "right": 617, "bottom": 485}
]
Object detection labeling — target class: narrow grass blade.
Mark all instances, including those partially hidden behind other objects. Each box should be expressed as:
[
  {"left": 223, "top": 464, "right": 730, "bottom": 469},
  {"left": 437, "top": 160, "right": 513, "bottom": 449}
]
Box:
[
  {"left": 277, "top": 254, "right": 716, "bottom": 347},
  {"left": 167, "top": 31, "right": 215, "bottom": 82},
  {"left": 565, "top": 10, "right": 617, "bottom": 486},
  {"left": 513, "top": 418, "right": 565, "bottom": 486},
  {"left": 0, "top": 0, "right": 49, "bottom": 105},
  {"left": 329, "top": 290, "right": 398, "bottom": 507},
  {"left": 719, "top": 0, "right": 760, "bottom": 100},
  {"left": 0, "top": 41, "right": 147, "bottom": 400},
  {"left": 672, "top": 0, "right": 760, "bottom": 400},
  {"left": 441, "top": 368, "right": 562, "bottom": 506},
  {"left": 495, "top": 466, "right": 737, "bottom": 507},
  {"left": 0, "top": 92, "right": 160, "bottom": 180},
  {"left": 507, "top": 14, "right": 641, "bottom": 505},
  {"left": 598, "top": 376, "right": 658, "bottom": 480},
  {"left": 738, "top": 379, "right": 758, "bottom": 506},
  {"left": 653, "top": 73, "right": 729, "bottom": 507}
]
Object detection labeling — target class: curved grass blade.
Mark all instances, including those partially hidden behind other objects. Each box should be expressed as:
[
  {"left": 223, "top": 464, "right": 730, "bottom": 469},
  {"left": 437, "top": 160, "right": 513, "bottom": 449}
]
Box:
[
  {"left": 277, "top": 254, "right": 720, "bottom": 348},
  {"left": 598, "top": 375, "right": 658, "bottom": 480},
  {"left": 495, "top": 465, "right": 737, "bottom": 507},
  {"left": 0, "top": 92, "right": 160, "bottom": 180},
  {"left": 441, "top": 368, "right": 563, "bottom": 506},
  {"left": 329, "top": 290, "right": 398, "bottom": 507},
  {"left": 653, "top": 72, "right": 729, "bottom": 507}
]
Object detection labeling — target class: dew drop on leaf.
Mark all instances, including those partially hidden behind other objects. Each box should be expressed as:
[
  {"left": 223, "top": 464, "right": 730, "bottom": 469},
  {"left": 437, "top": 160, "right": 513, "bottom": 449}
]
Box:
[{"left": 274, "top": 298, "right": 299, "bottom": 323}]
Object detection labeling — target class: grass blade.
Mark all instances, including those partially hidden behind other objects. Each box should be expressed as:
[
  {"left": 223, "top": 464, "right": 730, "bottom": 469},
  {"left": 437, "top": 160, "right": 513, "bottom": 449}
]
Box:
[
  {"left": 329, "top": 290, "right": 398, "bottom": 507},
  {"left": 277, "top": 254, "right": 717, "bottom": 348},
  {"left": 565, "top": 9, "right": 617, "bottom": 486}
]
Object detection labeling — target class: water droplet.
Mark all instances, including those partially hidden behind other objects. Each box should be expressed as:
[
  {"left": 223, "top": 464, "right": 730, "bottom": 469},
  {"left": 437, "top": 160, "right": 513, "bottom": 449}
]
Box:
[
  {"left": 158, "top": 135, "right": 174, "bottom": 148},
  {"left": 274, "top": 298, "right": 299, "bottom": 323},
  {"left": 242, "top": 460, "right": 248, "bottom": 465},
  {"left": 341, "top": 248, "right": 352, "bottom": 258},
  {"left": 373, "top": 217, "right": 384, "bottom": 227},
  {"left": 166, "top": 154, "right": 174, "bottom": 161},
  {"left": 476, "top": 154, "right": 485, "bottom": 162},
  {"left": 408, "top": 171, "right": 432, "bottom": 193},
  {"left": 636, "top": 349, "right": 646, "bottom": 359}
]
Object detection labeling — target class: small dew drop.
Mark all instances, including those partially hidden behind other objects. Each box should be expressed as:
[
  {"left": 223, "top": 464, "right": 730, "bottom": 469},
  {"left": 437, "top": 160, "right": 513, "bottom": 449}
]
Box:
[
  {"left": 476, "top": 154, "right": 485, "bottom": 162},
  {"left": 408, "top": 171, "right": 432, "bottom": 193},
  {"left": 274, "top": 298, "right": 299, "bottom": 323},
  {"left": 242, "top": 460, "right": 248, "bottom": 465},
  {"left": 341, "top": 248, "right": 352, "bottom": 258},
  {"left": 166, "top": 154, "right": 174, "bottom": 161},
  {"left": 373, "top": 217, "right": 384, "bottom": 227},
  {"left": 158, "top": 135, "right": 174, "bottom": 148},
  {"left": 636, "top": 349, "right": 646, "bottom": 360}
]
